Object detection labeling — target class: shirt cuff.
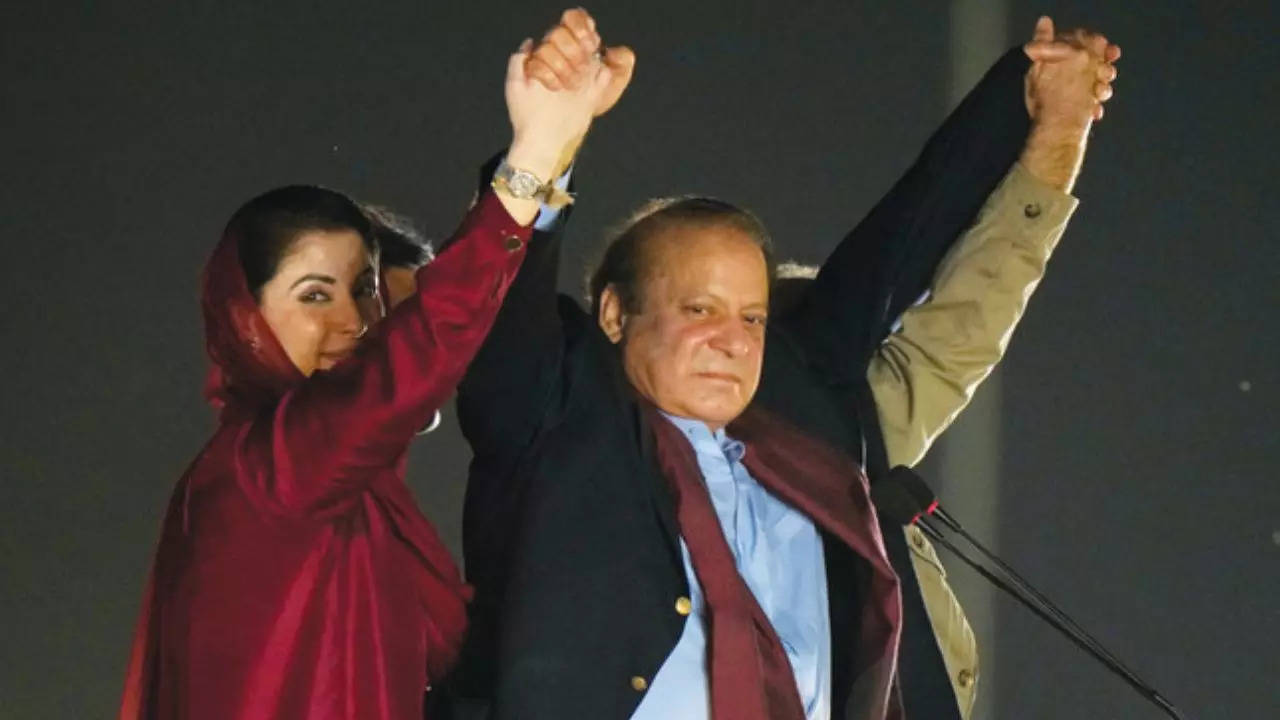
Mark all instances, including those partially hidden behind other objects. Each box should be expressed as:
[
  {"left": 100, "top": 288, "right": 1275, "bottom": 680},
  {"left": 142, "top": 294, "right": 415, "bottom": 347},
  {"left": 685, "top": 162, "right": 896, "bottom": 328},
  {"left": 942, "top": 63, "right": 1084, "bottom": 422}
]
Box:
[
  {"left": 533, "top": 166, "right": 574, "bottom": 232},
  {"left": 1002, "top": 162, "right": 1079, "bottom": 248}
]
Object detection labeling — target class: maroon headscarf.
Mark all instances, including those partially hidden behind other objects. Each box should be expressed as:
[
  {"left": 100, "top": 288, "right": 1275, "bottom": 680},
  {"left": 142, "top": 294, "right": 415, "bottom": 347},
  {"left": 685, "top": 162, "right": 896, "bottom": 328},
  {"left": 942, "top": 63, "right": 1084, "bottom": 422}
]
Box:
[{"left": 199, "top": 229, "right": 303, "bottom": 411}]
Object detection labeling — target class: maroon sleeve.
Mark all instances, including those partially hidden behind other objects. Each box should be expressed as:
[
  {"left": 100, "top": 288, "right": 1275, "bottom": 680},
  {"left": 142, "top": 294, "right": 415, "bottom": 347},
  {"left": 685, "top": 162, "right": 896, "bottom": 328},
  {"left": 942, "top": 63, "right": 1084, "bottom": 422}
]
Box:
[{"left": 232, "top": 190, "right": 531, "bottom": 516}]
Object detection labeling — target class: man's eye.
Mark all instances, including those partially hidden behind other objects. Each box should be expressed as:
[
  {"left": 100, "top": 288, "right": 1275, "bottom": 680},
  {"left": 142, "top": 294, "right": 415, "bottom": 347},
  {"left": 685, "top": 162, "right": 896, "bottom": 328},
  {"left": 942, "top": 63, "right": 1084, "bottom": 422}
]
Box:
[
  {"left": 744, "top": 314, "right": 767, "bottom": 327},
  {"left": 684, "top": 304, "right": 709, "bottom": 316}
]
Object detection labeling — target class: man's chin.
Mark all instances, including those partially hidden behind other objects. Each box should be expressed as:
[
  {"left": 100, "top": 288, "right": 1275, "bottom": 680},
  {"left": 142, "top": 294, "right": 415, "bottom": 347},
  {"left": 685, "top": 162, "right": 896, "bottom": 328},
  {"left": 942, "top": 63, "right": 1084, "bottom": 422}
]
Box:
[{"left": 677, "top": 400, "right": 749, "bottom": 429}]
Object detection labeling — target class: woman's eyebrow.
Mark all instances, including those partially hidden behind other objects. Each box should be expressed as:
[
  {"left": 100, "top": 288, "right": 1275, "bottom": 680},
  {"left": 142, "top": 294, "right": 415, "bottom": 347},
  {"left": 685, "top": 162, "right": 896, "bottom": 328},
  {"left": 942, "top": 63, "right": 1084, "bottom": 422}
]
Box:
[{"left": 288, "top": 273, "right": 337, "bottom": 290}]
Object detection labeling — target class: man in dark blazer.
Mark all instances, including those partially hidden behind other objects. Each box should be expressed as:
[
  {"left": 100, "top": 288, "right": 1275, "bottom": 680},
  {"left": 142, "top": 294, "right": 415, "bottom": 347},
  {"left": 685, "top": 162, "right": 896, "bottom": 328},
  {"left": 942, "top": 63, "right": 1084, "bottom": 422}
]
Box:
[{"left": 447, "top": 13, "right": 1118, "bottom": 720}]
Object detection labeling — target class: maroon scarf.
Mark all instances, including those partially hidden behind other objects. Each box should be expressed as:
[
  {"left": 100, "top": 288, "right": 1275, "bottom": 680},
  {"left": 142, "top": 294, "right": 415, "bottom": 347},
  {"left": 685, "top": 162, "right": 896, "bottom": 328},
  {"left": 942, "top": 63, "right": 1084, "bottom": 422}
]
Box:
[
  {"left": 646, "top": 403, "right": 904, "bottom": 720},
  {"left": 198, "top": 229, "right": 304, "bottom": 411}
]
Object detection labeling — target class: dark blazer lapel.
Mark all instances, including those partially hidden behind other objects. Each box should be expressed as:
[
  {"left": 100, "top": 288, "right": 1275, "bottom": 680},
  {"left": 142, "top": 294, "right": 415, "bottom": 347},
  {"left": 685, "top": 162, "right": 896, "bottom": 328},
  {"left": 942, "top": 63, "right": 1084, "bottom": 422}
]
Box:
[
  {"left": 635, "top": 401, "right": 683, "bottom": 563},
  {"left": 591, "top": 328, "right": 684, "bottom": 563}
]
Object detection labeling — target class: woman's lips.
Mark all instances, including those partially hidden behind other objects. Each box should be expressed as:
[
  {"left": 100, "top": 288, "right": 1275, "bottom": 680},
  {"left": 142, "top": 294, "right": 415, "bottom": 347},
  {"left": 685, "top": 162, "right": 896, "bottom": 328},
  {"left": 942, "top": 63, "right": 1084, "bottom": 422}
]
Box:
[{"left": 318, "top": 348, "right": 356, "bottom": 366}]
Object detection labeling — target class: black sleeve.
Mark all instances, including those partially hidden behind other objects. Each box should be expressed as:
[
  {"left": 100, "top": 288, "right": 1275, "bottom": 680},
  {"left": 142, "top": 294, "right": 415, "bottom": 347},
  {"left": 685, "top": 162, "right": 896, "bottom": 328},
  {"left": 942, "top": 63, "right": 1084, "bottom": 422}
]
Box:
[
  {"left": 456, "top": 153, "right": 573, "bottom": 461},
  {"left": 782, "top": 47, "right": 1032, "bottom": 383}
]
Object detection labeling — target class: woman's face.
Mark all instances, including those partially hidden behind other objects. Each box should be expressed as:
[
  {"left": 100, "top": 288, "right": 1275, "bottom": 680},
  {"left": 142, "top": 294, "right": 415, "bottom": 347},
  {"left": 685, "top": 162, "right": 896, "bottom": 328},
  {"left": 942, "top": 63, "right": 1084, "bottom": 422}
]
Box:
[{"left": 257, "top": 229, "right": 381, "bottom": 376}]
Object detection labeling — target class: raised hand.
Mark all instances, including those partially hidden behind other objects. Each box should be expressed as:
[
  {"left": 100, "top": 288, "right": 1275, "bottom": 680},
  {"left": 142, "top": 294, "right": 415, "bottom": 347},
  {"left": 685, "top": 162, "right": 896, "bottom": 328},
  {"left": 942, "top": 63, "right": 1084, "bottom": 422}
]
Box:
[
  {"left": 497, "top": 8, "right": 635, "bottom": 226},
  {"left": 1024, "top": 16, "right": 1121, "bottom": 125},
  {"left": 525, "top": 8, "right": 636, "bottom": 118},
  {"left": 1019, "top": 16, "right": 1122, "bottom": 192},
  {"left": 504, "top": 40, "right": 606, "bottom": 174},
  {"left": 498, "top": 11, "right": 630, "bottom": 223}
]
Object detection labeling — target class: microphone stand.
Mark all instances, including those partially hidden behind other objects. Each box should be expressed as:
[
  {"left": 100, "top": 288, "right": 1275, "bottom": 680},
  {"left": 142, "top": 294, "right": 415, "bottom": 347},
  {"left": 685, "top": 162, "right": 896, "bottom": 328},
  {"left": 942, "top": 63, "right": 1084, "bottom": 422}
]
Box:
[
  {"left": 915, "top": 520, "right": 1186, "bottom": 719},
  {"left": 930, "top": 509, "right": 1134, "bottom": 677}
]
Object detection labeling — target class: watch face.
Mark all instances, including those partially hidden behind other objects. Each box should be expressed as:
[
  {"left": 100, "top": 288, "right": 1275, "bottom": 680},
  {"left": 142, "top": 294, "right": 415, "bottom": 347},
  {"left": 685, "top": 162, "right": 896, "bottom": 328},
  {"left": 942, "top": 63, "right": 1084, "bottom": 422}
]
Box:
[{"left": 508, "top": 170, "right": 541, "bottom": 198}]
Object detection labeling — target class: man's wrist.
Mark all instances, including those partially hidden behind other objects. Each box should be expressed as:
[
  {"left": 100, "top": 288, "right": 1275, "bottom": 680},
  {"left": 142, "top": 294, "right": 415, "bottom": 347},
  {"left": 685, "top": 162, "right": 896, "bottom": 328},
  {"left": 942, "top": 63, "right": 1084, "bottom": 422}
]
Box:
[
  {"left": 1019, "top": 119, "right": 1089, "bottom": 193},
  {"left": 552, "top": 133, "right": 585, "bottom": 178}
]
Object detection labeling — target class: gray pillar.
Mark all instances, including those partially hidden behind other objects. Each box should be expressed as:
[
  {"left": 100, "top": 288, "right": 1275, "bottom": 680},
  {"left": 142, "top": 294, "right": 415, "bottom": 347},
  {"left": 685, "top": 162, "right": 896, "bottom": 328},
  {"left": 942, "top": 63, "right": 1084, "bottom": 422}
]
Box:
[{"left": 939, "top": 1, "right": 1010, "bottom": 717}]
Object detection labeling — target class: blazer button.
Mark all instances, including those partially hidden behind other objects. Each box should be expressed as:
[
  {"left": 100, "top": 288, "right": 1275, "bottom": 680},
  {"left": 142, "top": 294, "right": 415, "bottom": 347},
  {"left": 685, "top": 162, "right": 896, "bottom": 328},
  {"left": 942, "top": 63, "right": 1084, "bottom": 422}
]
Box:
[
  {"left": 503, "top": 234, "right": 523, "bottom": 252},
  {"left": 674, "top": 596, "right": 692, "bottom": 616},
  {"left": 630, "top": 675, "right": 649, "bottom": 692},
  {"left": 957, "top": 668, "right": 976, "bottom": 689},
  {"left": 1023, "top": 203, "right": 1042, "bottom": 219}
]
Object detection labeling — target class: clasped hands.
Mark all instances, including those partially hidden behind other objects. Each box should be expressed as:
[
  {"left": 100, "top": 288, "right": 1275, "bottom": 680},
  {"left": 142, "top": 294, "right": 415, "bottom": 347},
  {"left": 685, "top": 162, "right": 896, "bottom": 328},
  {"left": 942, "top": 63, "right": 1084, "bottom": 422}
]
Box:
[
  {"left": 1024, "top": 15, "right": 1122, "bottom": 127},
  {"left": 503, "top": 8, "right": 634, "bottom": 187},
  {"left": 505, "top": 9, "right": 1122, "bottom": 201}
]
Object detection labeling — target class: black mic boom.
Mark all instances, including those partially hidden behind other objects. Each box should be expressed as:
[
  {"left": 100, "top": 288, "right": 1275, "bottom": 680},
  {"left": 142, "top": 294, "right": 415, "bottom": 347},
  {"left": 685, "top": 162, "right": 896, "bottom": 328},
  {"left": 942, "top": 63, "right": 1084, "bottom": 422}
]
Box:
[
  {"left": 875, "top": 467, "right": 1186, "bottom": 720},
  {"left": 890, "top": 465, "right": 1127, "bottom": 663}
]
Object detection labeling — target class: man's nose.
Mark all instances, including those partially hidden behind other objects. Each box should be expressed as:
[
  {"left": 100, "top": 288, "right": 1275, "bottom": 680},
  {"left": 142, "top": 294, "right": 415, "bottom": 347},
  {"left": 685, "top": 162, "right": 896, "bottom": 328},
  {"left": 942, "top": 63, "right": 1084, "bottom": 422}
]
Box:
[{"left": 708, "top": 318, "right": 752, "bottom": 358}]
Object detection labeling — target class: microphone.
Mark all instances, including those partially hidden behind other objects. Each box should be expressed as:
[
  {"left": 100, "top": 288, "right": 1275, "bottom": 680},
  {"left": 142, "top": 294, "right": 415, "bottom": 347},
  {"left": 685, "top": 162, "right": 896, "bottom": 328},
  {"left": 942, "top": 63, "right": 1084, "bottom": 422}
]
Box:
[
  {"left": 889, "top": 466, "right": 1112, "bottom": 651},
  {"left": 873, "top": 469, "right": 1186, "bottom": 720}
]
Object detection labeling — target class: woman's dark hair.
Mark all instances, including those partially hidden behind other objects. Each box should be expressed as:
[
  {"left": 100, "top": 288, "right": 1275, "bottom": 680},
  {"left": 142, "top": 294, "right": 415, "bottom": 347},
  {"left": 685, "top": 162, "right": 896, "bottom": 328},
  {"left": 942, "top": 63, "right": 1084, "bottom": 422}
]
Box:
[
  {"left": 586, "top": 196, "right": 776, "bottom": 315},
  {"left": 361, "top": 203, "right": 435, "bottom": 269},
  {"left": 225, "top": 185, "right": 376, "bottom": 299}
]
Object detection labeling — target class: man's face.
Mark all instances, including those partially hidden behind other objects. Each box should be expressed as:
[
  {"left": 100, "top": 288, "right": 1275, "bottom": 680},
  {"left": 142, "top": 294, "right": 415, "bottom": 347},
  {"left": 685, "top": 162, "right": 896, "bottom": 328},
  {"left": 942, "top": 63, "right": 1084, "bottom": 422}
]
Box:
[{"left": 601, "top": 223, "right": 770, "bottom": 430}]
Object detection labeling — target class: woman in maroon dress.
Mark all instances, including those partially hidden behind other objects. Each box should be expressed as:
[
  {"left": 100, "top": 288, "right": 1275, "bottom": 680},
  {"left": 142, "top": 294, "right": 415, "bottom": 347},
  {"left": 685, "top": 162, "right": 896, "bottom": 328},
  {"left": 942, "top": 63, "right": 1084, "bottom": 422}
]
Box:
[{"left": 118, "top": 21, "right": 631, "bottom": 719}]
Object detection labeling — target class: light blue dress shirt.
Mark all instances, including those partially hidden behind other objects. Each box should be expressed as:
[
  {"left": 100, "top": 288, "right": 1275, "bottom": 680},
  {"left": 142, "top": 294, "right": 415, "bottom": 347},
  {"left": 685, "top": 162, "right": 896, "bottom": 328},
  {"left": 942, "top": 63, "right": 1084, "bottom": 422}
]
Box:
[{"left": 631, "top": 414, "right": 832, "bottom": 720}]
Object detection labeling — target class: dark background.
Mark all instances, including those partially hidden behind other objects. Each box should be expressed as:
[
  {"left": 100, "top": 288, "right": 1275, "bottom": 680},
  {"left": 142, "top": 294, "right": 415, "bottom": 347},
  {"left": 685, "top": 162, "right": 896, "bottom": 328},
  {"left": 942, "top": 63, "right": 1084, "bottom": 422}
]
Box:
[{"left": 2, "top": 1, "right": 1276, "bottom": 718}]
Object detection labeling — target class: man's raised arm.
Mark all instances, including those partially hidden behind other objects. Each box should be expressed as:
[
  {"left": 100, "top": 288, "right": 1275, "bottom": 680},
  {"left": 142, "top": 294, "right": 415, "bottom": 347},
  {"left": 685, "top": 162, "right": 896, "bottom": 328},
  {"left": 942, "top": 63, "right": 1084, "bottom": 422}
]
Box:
[
  {"left": 870, "top": 20, "right": 1121, "bottom": 467},
  {"left": 782, "top": 18, "right": 1115, "bottom": 383},
  {"left": 864, "top": 23, "right": 1119, "bottom": 717},
  {"left": 457, "top": 9, "right": 635, "bottom": 460}
]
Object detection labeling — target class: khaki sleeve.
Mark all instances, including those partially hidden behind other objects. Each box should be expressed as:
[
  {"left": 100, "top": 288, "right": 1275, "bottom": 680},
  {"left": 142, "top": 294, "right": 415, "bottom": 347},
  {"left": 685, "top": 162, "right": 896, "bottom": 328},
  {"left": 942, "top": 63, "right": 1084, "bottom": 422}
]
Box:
[
  {"left": 870, "top": 162, "right": 1078, "bottom": 468},
  {"left": 869, "top": 163, "right": 1076, "bottom": 719},
  {"left": 903, "top": 525, "right": 981, "bottom": 717}
]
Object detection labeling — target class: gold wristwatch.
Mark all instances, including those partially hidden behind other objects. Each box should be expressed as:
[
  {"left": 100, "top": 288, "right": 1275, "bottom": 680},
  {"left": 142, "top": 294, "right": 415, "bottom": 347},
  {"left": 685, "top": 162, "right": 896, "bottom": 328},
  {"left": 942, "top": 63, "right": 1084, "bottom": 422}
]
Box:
[{"left": 491, "top": 159, "right": 574, "bottom": 209}]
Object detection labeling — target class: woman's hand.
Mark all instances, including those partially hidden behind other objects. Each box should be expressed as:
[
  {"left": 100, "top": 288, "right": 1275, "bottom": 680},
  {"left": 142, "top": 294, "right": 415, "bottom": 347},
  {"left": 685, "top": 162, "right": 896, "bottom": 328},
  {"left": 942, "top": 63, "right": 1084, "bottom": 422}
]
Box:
[
  {"left": 523, "top": 8, "right": 636, "bottom": 119},
  {"left": 502, "top": 8, "right": 635, "bottom": 219}
]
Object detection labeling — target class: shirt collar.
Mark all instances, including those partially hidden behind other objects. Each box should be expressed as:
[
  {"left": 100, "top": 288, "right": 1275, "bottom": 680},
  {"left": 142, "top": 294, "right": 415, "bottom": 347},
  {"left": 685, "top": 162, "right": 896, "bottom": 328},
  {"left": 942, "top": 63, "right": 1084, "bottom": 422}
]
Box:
[{"left": 660, "top": 412, "right": 746, "bottom": 464}]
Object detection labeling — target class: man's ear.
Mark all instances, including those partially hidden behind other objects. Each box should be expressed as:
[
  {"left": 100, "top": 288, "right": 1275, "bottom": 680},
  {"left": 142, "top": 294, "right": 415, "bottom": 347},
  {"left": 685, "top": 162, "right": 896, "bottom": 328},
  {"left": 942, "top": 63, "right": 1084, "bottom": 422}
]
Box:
[{"left": 597, "top": 284, "right": 627, "bottom": 344}]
